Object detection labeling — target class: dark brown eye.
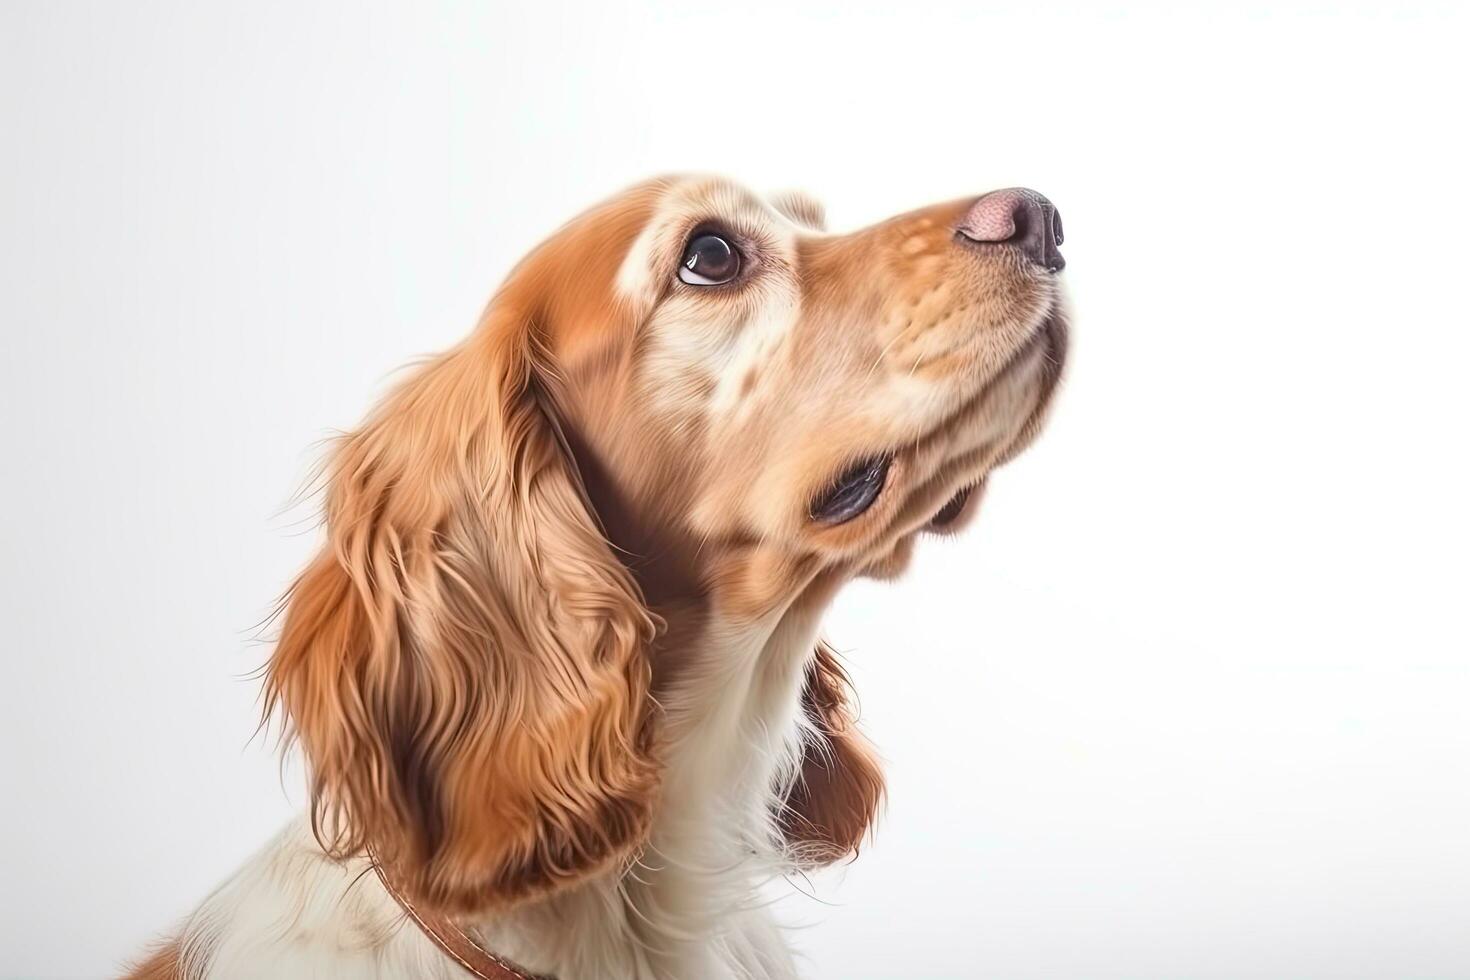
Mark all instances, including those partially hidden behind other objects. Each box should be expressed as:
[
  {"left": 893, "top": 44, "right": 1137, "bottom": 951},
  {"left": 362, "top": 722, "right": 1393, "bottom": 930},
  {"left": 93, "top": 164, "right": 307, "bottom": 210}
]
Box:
[
  {"left": 810, "top": 456, "right": 891, "bottom": 525},
  {"left": 679, "top": 233, "right": 741, "bottom": 286}
]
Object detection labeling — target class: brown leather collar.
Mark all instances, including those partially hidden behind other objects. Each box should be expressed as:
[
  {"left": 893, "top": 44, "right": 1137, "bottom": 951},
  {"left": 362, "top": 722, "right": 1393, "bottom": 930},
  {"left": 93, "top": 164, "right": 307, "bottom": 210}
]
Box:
[{"left": 370, "top": 855, "right": 548, "bottom": 980}]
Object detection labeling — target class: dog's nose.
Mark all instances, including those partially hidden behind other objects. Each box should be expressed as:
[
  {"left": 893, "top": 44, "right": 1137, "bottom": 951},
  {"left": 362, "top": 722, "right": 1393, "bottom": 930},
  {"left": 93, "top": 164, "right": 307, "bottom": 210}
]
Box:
[{"left": 957, "top": 188, "right": 1065, "bottom": 272}]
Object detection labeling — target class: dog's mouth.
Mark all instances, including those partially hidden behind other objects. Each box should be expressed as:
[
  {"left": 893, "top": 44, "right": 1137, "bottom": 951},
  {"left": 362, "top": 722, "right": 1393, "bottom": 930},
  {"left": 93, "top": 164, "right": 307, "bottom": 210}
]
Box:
[
  {"left": 928, "top": 482, "right": 975, "bottom": 529},
  {"left": 924, "top": 478, "right": 984, "bottom": 533}
]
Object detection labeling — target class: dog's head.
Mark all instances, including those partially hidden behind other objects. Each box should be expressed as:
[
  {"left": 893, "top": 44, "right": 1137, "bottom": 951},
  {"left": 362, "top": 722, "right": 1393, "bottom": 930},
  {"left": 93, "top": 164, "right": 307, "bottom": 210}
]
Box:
[
  {"left": 266, "top": 175, "right": 1067, "bottom": 914},
  {"left": 552, "top": 177, "right": 1067, "bottom": 610}
]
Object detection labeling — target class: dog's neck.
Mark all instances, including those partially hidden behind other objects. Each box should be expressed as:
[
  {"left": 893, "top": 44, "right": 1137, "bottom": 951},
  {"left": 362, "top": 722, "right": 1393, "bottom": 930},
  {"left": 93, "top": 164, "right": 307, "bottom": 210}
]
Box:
[{"left": 477, "top": 596, "right": 824, "bottom": 979}]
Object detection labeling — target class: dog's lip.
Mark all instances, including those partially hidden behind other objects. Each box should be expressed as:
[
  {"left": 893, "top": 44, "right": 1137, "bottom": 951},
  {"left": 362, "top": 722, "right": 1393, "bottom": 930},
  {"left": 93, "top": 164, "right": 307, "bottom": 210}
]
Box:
[
  {"left": 926, "top": 484, "right": 972, "bottom": 529},
  {"left": 923, "top": 476, "right": 993, "bottom": 537}
]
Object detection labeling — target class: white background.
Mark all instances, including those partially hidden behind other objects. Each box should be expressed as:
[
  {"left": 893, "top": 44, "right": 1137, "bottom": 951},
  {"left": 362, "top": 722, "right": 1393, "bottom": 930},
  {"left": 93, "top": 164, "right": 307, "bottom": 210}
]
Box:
[{"left": 3, "top": 2, "right": 1467, "bottom": 977}]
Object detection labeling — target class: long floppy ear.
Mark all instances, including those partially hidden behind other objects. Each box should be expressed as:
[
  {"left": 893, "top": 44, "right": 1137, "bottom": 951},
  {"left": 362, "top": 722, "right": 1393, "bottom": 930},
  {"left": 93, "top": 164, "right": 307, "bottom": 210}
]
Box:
[
  {"left": 264, "top": 301, "right": 660, "bottom": 915},
  {"left": 780, "top": 641, "right": 885, "bottom": 865}
]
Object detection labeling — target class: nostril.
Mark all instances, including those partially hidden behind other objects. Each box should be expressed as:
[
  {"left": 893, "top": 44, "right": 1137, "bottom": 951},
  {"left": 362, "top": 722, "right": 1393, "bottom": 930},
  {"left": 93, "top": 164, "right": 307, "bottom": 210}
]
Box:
[
  {"left": 957, "top": 188, "right": 1024, "bottom": 244},
  {"left": 957, "top": 187, "right": 1065, "bottom": 272}
]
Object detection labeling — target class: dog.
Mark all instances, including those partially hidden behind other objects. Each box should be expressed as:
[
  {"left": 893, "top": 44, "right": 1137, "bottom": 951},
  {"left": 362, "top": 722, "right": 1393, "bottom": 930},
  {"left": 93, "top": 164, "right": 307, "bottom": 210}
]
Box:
[{"left": 127, "top": 175, "right": 1068, "bottom": 979}]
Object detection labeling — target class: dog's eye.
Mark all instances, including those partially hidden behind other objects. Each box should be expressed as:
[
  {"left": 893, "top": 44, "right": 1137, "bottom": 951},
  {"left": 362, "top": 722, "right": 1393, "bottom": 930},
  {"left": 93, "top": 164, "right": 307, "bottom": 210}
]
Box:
[
  {"left": 679, "top": 233, "right": 741, "bottom": 286},
  {"left": 810, "top": 457, "right": 891, "bottom": 525}
]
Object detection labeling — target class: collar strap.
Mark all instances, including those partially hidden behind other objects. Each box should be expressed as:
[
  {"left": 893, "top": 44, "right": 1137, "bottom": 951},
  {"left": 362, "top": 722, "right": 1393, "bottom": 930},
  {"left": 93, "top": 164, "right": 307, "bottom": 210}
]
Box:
[{"left": 369, "top": 853, "right": 548, "bottom": 980}]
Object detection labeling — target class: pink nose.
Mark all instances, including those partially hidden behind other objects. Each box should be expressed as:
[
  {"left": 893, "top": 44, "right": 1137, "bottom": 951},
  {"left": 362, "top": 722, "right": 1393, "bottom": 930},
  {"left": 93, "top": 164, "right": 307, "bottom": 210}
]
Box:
[{"left": 957, "top": 187, "right": 1065, "bottom": 272}]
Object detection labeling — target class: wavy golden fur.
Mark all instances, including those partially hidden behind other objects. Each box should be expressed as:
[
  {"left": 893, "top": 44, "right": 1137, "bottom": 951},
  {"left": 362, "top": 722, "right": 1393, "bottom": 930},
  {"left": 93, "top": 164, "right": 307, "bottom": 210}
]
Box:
[{"left": 263, "top": 329, "right": 661, "bottom": 915}]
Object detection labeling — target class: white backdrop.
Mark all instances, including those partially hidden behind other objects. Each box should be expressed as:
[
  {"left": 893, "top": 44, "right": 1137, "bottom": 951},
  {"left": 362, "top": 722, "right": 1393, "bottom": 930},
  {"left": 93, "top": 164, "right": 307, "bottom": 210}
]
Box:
[{"left": 3, "top": 2, "right": 1467, "bottom": 977}]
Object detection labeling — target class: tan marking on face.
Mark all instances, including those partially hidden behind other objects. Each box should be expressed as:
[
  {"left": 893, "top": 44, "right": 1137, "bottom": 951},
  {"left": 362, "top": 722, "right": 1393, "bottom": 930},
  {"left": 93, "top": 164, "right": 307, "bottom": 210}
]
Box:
[
  {"left": 739, "top": 368, "right": 758, "bottom": 397},
  {"left": 899, "top": 234, "right": 932, "bottom": 257},
  {"left": 521, "top": 179, "right": 669, "bottom": 373}
]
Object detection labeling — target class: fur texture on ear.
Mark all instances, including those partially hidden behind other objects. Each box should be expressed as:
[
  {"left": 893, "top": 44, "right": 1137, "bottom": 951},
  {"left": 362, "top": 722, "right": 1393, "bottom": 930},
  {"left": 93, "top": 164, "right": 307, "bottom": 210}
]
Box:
[
  {"left": 264, "top": 303, "right": 661, "bottom": 916},
  {"left": 780, "top": 641, "right": 886, "bottom": 864}
]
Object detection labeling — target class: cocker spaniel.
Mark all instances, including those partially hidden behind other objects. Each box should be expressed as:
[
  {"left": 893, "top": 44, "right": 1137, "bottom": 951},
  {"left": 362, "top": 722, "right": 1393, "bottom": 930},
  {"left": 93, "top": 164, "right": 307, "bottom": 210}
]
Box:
[{"left": 128, "top": 175, "right": 1068, "bottom": 979}]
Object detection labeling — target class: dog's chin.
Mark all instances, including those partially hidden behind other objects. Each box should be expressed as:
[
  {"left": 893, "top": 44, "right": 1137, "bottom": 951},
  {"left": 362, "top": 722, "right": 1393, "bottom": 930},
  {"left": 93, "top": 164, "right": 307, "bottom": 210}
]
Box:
[
  {"left": 995, "top": 305, "right": 1068, "bottom": 464},
  {"left": 923, "top": 307, "right": 1067, "bottom": 538}
]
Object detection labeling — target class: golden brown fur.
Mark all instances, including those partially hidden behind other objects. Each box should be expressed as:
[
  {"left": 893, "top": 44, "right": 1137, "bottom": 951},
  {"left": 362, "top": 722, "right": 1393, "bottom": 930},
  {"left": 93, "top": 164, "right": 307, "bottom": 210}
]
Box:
[{"left": 264, "top": 300, "right": 662, "bottom": 916}]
